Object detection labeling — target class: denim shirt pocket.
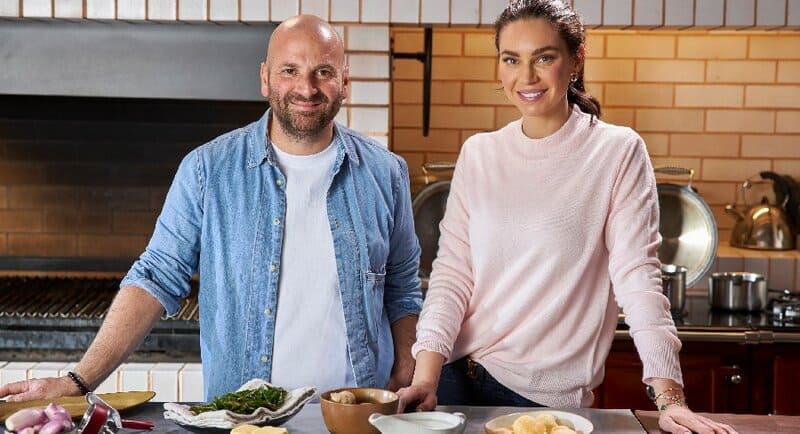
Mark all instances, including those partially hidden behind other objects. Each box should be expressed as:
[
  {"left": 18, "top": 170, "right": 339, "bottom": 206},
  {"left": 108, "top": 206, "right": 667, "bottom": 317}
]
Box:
[{"left": 364, "top": 269, "right": 387, "bottom": 335}]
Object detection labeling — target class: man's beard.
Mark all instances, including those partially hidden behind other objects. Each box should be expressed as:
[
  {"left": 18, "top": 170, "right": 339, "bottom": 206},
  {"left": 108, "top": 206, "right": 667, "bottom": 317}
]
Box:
[{"left": 269, "top": 87, "right": 343, "bottom": 141}]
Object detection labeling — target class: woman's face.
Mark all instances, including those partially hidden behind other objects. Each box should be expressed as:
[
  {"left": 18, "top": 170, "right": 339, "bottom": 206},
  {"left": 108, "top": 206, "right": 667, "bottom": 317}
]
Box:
[{"left": 497, "top": 18, "right": 580, "bottom": 134}]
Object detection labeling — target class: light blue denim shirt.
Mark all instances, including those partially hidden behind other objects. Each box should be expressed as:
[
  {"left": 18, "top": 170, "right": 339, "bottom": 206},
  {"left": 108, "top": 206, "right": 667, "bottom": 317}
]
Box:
[{"left": 121, "top": 109, "right": 422, "bottom": 399}]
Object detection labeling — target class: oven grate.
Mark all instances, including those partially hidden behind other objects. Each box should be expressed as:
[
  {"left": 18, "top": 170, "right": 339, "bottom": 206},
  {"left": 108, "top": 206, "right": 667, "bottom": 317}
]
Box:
[{"left": 0, "top": 276, "right": 198, "bottom": 321}]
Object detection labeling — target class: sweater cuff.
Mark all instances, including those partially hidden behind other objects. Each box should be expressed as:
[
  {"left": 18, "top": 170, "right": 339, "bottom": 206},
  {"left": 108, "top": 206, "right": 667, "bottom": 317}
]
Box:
[
  {"left": 411, "top": 340, "right": 452, "bottom": 362},
  {"left": 635, "top": 334, "right": 684, "bottom": 387}
]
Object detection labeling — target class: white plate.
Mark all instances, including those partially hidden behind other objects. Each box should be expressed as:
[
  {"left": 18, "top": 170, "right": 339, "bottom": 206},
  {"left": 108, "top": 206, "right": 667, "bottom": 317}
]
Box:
[
  {"left": 163, "top": 379, "right": 316, "bottom": 430},
  {"left": 484, "top": 410, "right": 594, "bottom": 434}
]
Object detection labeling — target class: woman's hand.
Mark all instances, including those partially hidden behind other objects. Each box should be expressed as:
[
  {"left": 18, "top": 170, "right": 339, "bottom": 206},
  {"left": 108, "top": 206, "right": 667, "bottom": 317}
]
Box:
[
  {"left": 396, "top": 381, "right": 438, "bottom": 413},
  {"left": 0, "top": 377, "right": 80, "bottom": 402},
  {"left": 658, "top": 406, "right": 738, "bottom": 434}
]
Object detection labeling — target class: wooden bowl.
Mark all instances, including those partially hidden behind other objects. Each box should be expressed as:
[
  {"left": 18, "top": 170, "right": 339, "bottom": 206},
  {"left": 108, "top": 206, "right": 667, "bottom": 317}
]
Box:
[{"left": 320, "top": 388, "right": 399, "bottom": 434}]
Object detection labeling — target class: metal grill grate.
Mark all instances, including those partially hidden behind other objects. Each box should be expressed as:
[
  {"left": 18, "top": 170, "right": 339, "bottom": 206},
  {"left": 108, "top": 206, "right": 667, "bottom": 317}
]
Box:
[{"left": 0, "top": 276, "right": 198, "bottom": 321}]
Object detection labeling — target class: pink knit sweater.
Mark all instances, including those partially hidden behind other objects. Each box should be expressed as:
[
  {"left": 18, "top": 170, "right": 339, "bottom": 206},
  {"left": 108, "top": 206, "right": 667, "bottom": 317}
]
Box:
[{"left": 412, "top": 106, "right": 683, "bottom": 408}]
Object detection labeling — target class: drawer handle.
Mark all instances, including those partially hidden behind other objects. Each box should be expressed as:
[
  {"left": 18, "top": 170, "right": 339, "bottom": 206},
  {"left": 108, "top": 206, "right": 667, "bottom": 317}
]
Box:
[{"left": 727, "top": 374, "right": 742, "bottom": 384}]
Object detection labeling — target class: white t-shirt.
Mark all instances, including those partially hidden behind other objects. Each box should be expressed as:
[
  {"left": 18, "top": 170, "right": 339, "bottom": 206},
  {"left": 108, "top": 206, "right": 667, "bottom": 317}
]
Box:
[{"left": 270, "top": 142, "right": 355, "bottom": 392}]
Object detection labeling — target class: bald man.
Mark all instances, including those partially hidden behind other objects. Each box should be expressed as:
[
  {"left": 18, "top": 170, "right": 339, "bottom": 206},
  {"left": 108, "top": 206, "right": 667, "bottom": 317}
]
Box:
[{"left": 0, "top": 15, "right": 422, "bottom": 402}]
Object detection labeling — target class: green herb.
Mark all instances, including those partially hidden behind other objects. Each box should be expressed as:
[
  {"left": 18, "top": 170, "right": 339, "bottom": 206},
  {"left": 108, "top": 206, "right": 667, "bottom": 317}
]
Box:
[{"left": 190, "top": 385, "right": 289, "bottom": 414}]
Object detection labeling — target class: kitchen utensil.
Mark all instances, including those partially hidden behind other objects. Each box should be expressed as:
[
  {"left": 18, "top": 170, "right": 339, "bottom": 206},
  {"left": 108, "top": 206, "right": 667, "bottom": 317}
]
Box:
[
  {"left": 655, "top": 166, "right": 717, "bottom": 288},
  {"left": 661, "top": 264, "right": 687, "bottom": 314},
  {"left": 369, "top": 411, "right": 467, "bottom": 434},
  {"left": 0, "top": 391, "right": 155, "bottom": 421},
  {"left": 412, "top": 162, "right": 456, "bottom": 291},
  {"left": 708, "top": 272, "right": 768, "bottom": 311},
  {"left": 76, "top": 392, "right": 154, "bottom": 434},
  {"left": 726, "top": 173, "right": 796, "bottom": 250}
]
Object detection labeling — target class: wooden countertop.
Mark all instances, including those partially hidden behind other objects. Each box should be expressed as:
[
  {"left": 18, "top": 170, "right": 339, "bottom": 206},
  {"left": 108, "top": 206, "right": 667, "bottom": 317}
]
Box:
[{"left": 635, "top": 410, "right": 800, "bottom": 433}]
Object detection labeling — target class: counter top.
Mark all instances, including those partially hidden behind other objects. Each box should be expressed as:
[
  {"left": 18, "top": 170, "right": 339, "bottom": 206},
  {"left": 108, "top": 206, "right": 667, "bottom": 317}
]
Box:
[
  {"left": 635, "top": 410, "right": 800, "bottom": 434},
  {"left": 123, "top": 403, "right": 646, "bottom": 433}
]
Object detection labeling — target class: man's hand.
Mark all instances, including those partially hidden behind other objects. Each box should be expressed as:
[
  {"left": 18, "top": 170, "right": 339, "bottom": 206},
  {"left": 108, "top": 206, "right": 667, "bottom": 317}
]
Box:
[
  {"left": 387, "top": 315, "right": 418, "bottom": 391},
  {"left": 658, "top": 405, "right": 738, "bottom": 434},
  {"left": 0, "top": 376, "right": 80, "bottom": 402}
]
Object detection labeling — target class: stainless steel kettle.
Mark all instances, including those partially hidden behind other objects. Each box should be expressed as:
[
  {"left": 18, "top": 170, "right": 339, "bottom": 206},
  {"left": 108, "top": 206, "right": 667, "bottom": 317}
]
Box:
[{"left": 726, "top": 173, "right": 796, "bottom": 250}]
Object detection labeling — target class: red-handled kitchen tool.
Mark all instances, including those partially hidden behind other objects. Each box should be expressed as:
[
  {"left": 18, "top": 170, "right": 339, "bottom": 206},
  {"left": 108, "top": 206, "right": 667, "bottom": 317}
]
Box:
[{"left": 77, "top": 393, "right": 154, "bottom": 434}]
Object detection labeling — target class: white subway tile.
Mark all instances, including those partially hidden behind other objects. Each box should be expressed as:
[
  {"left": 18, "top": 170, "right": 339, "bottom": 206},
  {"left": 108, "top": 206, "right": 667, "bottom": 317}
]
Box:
[
  {"left": 150, "top": 363, "right": 183, "bottom": 402},
  {"left": 726, "top": 0, "right": 756, "bottom": 26},
  {"left": 335, "top": 108, "right": 349, "bottom": 126},
  {"left": 210, "top": 0, "right": 238, "bottom": 21},
  {"left": 23, "top": 0, "right": 52, "bottom": 17},
  {"left": 717, "top": 256, "right": 745, "bottom": 273},
  {"left": 331, "top": 0, "right": 358, "bottom": 22},
  {"left": 603, "top": 0, "right": 633, "bottom": 26},
  {"left": 392, "top": 0, "right": 419, "bottom": 23},
  {"left": 480, "top": 0, "right": 507, "bottom": 25},
  {"left": 179, "top": 0, "right": 207, "bottom": 20},
  {"left": 178, "top": 363, "right": 204, "bottom": 402},
  {"left": 31, "top": 362, "right": 69, "bottom": 379},
  {"left": 0, "top": 0, "right": 20, "bottom": 16},
  {"left": 665, "top": 0, "right": 694, "bottom": 26},
  {"left": 634, "top": 0, "right": 663, "bottom": 26},
  {"left": 349, "top": 107, "right": 389, "bottom": 134},
  {"left": 348, "top": 53, "right": 390, "bottom": 78},
  {"left": 0, "top": 362, "right": 36, "bottom": 386},
  {"left": 790, "top": 0, "right": 800, "bottom": 27},
  {"left": 270, "top": 0, "right": 298, "bottom": 21},
  {"left": 349, "top": 81, "right": 390, "bottom": 105},
  {"left": 94, "top": 367, "right": 120, "bottom": 394},
  {"left": 362, "top": 0, "right": 389, "bottom": 22},
  {"left": 368, "top": 135, "right": 389, "bottom": 148},
  {"left": 86, "top": 0, "right": 114, "bottom": 19},
  {"left": 58, "top": 362, "right": 78, "bottom": 377},
  {"left": 770, "top": 257, "right": 796, "bottom": 291},
  {"left": 300, "top": 0, "right": 328, "bottom": 19},
  {"left": 756, "top": 0, "right": 787, "bottom": 26},
  {"left": 54, "top": 0, "right": 83, "bottom": 18},
  {"left": 695, "top": 0, "right": 725, "bottom": 27},
  {"left": 241, "top": 0, "right": 268, "bottom": 21},
  {"left": 119, "top": 363, "right": 155, "bottom": 391},
  {"left": 421, "top": 0, "right": 449, "bottom": 23},
  {"left": 148, "top": 0, "right": 177, "bottom": 20},
  {"left": 574, "top": 0, "right": 603, "bottom": 26},
  {"left": 347, "top": 26, "right": 390, "bottom": 51},
  {"left": 451, "top": 0, "right": 479, "bottom": 24},
  {"left": 118, "top": 0, "right": 146, "bottom": 20},
  {"left": 333, "top": 24, "right": 345, "bottom": 41}
]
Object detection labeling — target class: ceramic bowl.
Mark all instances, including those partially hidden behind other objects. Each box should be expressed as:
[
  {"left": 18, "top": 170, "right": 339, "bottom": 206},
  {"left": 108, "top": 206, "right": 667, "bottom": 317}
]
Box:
[
  {"left": 319, "top": 387, "right": 399, "bottom": 434},
  {"left": 484, "top": 410, "right": 594, "bottom": 434}
]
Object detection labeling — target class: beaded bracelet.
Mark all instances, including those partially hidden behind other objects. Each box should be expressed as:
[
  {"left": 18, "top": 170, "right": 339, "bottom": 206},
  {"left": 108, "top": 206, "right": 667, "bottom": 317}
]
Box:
[{"left": 67, "top": 371, "right": 92, "bottom": 395}]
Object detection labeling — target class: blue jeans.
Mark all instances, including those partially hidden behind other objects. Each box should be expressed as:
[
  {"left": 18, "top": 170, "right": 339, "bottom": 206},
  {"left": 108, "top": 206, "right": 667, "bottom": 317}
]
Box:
[{"left": 437, "top": 357, "right": 545, "bottom": 407}]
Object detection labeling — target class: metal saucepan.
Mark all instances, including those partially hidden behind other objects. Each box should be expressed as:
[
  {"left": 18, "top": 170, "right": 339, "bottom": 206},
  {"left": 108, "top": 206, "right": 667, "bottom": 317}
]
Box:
[
  {"left": 655, "top": 166, "right": 718, "bottom": 288},
  {"left": 412, "top": 162, "right": 456, "bottom": 291},
  {"left": 708, "top": 272, "right": 767, "bottom": 311},
  {"left": 661, "top": 264, "right": 687, "bottom": 314}
]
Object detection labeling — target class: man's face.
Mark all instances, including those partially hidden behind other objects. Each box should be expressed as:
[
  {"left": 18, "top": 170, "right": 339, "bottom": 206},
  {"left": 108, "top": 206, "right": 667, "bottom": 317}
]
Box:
[{"left": 261, "top": 29, "right": 348, "bottom": 141}]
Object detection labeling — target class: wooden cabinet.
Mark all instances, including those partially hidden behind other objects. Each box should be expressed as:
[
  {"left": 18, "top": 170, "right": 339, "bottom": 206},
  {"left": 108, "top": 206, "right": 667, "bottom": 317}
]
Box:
[{"left": 597, "top": 339, "right": 800, "bottom": 415}]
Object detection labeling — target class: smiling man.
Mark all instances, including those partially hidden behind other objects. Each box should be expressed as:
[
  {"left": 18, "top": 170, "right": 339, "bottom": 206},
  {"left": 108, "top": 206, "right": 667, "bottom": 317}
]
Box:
[{"left": 0, "top": 15, "right": 422, "bottom": 402}]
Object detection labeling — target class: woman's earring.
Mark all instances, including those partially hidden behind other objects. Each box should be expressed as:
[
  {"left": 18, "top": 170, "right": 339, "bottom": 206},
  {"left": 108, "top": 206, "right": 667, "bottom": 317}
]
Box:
[{"left": 569, "top": 73, "right": 578, "bottom": 83}]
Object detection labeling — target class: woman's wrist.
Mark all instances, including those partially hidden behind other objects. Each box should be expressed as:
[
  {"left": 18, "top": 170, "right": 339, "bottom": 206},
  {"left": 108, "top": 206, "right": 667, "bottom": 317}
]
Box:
[{"left": 411, "top": 350, "right": 446, "bottom": 386}]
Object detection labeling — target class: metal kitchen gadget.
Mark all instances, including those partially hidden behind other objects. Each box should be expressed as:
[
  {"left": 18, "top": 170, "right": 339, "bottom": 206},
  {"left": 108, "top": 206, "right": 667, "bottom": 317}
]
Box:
[
  {"left": 76, "top": 393, "right": 154, "bottom": 434},
  {"left": 726, "top": 172, "right": 796, "bottom": 250},
  {"left": 661, "top": 264, "right": 687, "bottom": 315},
  {"left": 655, "top": 166, "right": 717, "bottom": 288}
]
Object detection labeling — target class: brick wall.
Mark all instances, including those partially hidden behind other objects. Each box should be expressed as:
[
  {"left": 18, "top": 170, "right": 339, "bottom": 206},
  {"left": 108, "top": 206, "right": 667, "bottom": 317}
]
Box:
[{"left": 391, "top": 28, "right": 800, "bottom": 242}]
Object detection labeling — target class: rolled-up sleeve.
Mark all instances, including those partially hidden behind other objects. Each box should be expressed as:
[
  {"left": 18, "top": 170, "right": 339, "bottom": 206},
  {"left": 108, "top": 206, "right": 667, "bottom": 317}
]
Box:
[
  {"left": 383, "top": 157, "right": 423, "bottom": 323},
  {"left": 121, "top": 149, "right": 204, "bottom": 316}
]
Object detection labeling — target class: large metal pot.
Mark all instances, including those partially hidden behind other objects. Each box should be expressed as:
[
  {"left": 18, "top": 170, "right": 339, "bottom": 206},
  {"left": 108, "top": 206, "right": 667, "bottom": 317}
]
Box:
[
  {"left": 655, "top": 167, "right": 718, "bottom": 288},
  {"left": 412, "top": 162, "right": 456, "bottom": 290},
  {"left": 708, "top": 272, "right": 768, "bottom": 311}
]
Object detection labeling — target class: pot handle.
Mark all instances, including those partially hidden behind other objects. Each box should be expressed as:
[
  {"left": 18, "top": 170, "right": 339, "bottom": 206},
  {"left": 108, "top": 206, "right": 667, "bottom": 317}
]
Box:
[
  {"left": 654, "top": 166, "right": 694, "bottom": 189},
  {"left": 421, "top": 162, "right": 456, "bottom": 184}
]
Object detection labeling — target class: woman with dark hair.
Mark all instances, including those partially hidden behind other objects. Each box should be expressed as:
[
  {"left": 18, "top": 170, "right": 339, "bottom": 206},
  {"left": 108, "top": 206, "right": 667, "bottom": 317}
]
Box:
[{"left": 397, "top": 1, "right": 736, "bottom": 433}]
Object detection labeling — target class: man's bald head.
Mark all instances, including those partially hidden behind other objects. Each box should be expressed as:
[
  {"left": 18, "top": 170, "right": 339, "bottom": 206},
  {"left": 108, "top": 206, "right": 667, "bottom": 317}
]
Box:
[{"left": 267, "top": 15, "right": 345, "bottom": 64}]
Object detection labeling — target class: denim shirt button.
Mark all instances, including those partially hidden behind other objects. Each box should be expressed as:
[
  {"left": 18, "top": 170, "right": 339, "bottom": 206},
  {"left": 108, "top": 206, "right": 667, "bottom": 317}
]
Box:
[
  {"left": 269, "top": 264, "right": 278, "bottom": 272},
  {"left": 261, "top": 355, "right": 269, "bottom": 363},
  {"left": 273, "top": 218, "right": 281, "bottom": 226},
  {"left": 264, "top": 308, "right": 272, "bottom": 316},
  {"left": 276, "top": 179, "right": 284, "bottom": 187}
]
